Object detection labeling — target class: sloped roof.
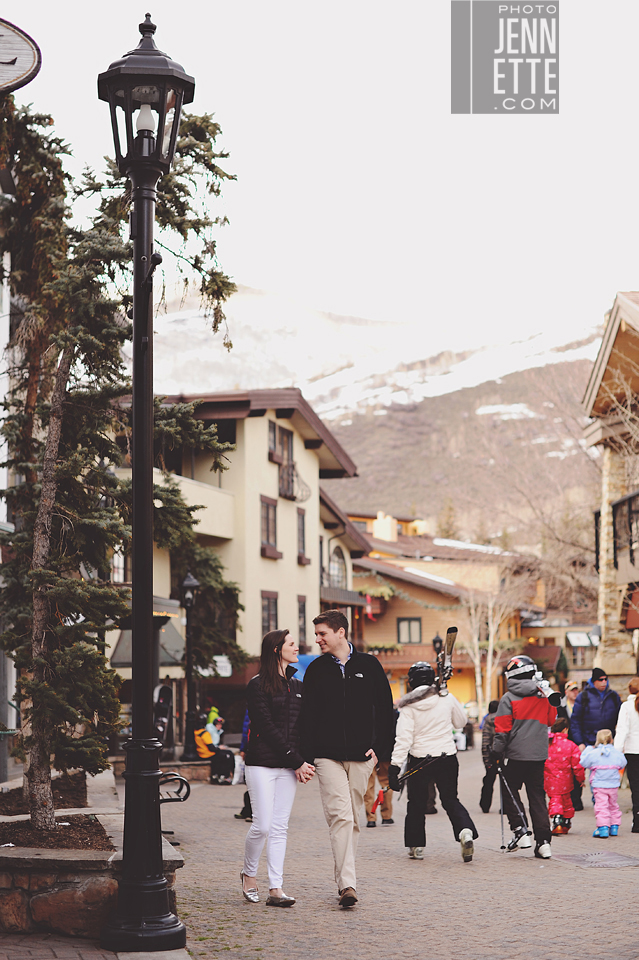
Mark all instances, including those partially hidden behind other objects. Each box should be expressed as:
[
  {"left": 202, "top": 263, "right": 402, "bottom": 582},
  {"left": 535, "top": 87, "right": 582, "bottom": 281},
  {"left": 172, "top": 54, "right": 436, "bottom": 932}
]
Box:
[
  {"left": 162, "top": 388, "right": 357, "bottom": 479},
  {"left": 353, "top": 556, "right": 466, "bottom": 599},
  {"left": 364, "top": 532, "right": 512, "bottom": 564},
  {"left": 583, "top": 292, "right": 639, "bottom": 418},
  {"left": 319, "top": 488, "right": 370, "bottom": 557}
]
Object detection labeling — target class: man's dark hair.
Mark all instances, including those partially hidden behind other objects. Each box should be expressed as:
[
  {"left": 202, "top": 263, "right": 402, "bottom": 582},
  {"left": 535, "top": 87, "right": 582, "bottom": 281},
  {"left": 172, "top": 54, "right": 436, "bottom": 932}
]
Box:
[
  {"left": 488, "top": 700, "right": 499, "bottom": 713},
  {"left": 313, "top": 609, "right": 349, "bottom": 639}
]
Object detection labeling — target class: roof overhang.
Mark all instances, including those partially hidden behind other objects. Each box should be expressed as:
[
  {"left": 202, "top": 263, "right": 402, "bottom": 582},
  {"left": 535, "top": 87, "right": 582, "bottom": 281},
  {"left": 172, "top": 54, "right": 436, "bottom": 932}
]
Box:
[
  {"left": 320, "top": 488, "right": 370, "bottom": 556},
  {"left": 583, "top": 292, "right": 639, "bottom": 419},
  {"left": 354, "top": 556, "right": 466, "bottom": 599},
  {"left": 162, "top": 388, "right": 357, "bottom": 479}
]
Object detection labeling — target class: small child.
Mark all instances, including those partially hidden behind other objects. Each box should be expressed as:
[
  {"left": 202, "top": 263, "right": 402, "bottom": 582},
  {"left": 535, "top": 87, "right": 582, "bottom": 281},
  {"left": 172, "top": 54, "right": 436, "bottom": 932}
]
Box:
[
  {"left": 579, "top": 729, "right": 627, "bottom": 838},
  {"left": 544, "top": 717, "right": 585, "bottom": 835}
]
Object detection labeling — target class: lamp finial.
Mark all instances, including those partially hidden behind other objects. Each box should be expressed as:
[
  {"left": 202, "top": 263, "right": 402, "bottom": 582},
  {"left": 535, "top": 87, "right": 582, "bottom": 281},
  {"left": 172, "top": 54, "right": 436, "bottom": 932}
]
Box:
[{"left": 139, "top": 13, "right": 157, "bottom": 38}]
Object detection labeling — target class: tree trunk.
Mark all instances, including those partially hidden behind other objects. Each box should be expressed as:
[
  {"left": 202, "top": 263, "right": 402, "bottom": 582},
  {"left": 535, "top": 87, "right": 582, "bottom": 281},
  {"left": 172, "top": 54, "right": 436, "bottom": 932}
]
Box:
[
  {"left": 484, "top": 600, "right": 496, "bottom": 707},
  {"left": 473, "top": 650, "right": 485, "bottom": 719},
  {"left": 22, "top": 333, "right": 46, "bottom": 485},
  {"left": 26, "top": 342, "right": 74, "bottom": 830}
]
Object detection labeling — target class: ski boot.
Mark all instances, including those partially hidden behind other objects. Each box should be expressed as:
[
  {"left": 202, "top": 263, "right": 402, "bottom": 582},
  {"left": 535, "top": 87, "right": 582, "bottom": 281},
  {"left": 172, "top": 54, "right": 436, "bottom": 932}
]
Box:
[
  {"left": 534, "top": 840, "right": 552, "bottom": 859},
  {"left": 593, "top": 825, "right": 609, "bottom": 838},
  {"left": 609, "top": 824, "right": 619, "bottom": 836},
  {"left": 459, "top": 828, "right": 474, "bottom": 862},
  {"left": 507, "top": 825, "right": 532, "bottom": 851},
  {"left": 563, "top": 817, "right": 572, "bottom": 833},
  {"left": 551, "top": 815, "right": 564, "bottom": 836}
]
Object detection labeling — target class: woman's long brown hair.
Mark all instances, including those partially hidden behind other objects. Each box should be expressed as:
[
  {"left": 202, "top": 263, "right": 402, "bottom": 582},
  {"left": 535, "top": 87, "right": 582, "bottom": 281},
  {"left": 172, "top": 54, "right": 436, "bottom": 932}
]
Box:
[
  {"left": 629, "top": 677, "right": 639, "bottom": 713},
  {"left": 258, "top": 629, "right": 291, "bottom": 698}
]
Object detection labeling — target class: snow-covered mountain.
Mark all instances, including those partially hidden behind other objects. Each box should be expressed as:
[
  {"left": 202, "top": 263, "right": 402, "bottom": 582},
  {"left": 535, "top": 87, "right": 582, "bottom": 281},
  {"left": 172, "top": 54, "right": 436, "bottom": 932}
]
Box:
[{"left": 150, "top": 285, "right": 602, "bottom": 419}]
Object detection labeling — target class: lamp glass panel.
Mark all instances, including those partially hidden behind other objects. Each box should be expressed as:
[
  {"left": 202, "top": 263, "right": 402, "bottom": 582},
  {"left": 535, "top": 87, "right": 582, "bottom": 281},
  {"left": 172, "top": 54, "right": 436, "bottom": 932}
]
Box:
[
  {"left": 132, "top": 84, "right": 160, "bottom": 105},
  {"left": 113, "top": 103, "right": 128, "bottom": 159},
  {"left": 161, "top": 88, "right": 178, "bottom": 158}
]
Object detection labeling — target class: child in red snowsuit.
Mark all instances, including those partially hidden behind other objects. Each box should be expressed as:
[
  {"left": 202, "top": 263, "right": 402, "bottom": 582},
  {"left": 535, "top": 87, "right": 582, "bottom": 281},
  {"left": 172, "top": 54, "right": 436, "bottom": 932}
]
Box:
[{"left": 544, "top": 717, "right": 585, "bottom": 835}]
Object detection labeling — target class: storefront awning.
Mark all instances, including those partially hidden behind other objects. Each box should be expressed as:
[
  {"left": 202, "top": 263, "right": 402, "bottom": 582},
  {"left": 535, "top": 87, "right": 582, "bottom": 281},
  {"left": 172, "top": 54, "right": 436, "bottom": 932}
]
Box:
[
  {"left": 111, "top": 619, "right": 184, "bottom": 669},
  {"left": 566, "top": 631, "right": 594, "bottom": 647}
]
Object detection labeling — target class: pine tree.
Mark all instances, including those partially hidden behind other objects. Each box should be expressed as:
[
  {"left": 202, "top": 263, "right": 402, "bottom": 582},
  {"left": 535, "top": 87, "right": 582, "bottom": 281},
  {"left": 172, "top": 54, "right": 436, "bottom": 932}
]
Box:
[{"left": 0, "top": 98, "right": 242, "bottom": 829}]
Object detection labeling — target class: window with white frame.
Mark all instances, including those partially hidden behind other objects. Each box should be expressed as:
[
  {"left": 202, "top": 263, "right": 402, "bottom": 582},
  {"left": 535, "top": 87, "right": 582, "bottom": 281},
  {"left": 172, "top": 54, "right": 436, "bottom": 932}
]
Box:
[{"left": 397, "top": 618, "right": 422, "bottom": 644}]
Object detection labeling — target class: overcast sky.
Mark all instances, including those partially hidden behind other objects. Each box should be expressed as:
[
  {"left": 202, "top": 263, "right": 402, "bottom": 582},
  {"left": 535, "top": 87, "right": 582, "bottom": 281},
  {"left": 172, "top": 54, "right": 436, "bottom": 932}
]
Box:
[{"left": 8, "top": 1, "right": 639, "bottom": 357}]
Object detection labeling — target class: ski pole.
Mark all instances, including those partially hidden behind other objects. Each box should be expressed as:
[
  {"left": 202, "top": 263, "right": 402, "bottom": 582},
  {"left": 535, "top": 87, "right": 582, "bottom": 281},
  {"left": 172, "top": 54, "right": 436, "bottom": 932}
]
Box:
[
  {"left": 499, "top": 770, "right": 505, "bottom": 851},
  {"left": 397, "top": 752, "right": 447, "bottom": 785},
  {"left": 497, "top": 764, "right": 530, "bottom": 831}
]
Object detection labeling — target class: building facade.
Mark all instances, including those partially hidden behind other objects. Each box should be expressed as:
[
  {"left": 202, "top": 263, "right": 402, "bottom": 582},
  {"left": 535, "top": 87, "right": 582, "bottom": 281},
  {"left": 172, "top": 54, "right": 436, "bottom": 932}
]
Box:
[{"left": 583, "top": 292, "right": 639, "bottom": 690}]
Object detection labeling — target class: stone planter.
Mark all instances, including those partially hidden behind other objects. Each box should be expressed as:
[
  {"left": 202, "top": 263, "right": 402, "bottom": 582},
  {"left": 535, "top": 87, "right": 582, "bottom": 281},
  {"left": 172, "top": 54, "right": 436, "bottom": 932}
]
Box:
[
  {"left": 0, "top": 821, "right": 183, "bottom": 937},
  {"left": 0, "top": 771, "right": 184, "bottom": 938}
]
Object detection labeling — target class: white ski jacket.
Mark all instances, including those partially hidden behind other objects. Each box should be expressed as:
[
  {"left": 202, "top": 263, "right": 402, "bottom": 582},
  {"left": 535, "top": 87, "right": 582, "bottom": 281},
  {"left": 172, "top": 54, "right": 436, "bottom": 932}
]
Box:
[
  {"left": 391, "top": 685, "right": 468, "bottom": 767},
  {"left": 614, "top": 694, "right": 639, "bottom": 754}
]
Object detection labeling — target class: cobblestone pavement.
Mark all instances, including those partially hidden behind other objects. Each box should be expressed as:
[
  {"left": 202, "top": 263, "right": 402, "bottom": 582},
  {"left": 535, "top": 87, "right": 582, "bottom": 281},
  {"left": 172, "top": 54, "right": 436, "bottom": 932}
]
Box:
[
  {"left": 5, "top": 749, "right": 639, "bottom": 960},
  {"left": 0, "top": 932, "right": 117, "bottom": 959},
  {"left": 161, "top": 748, "right": 639, "bottom": 960}
]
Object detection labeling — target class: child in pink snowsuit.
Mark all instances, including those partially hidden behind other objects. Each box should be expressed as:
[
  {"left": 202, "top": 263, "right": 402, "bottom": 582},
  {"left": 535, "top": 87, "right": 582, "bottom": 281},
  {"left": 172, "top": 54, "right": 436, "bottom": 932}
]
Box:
[
  {"left": 579, "top": 728, "right": 627, "bottom": 838},
  {"left": 544, "top": 717, "right": 585, "bottom": 834}
]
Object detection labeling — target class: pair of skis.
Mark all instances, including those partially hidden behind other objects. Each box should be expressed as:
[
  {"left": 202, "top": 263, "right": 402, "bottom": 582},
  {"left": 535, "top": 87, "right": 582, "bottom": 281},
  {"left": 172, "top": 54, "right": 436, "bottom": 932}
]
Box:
[{"left": 435, "top": 626, "right": 457, "bottom": 696}]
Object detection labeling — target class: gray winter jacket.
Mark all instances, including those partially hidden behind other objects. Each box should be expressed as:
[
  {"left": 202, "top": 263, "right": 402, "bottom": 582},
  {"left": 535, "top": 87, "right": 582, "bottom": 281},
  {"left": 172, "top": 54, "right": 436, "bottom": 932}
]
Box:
[{"left": 492, "top": 678, "right": 557, "bottom": 762}]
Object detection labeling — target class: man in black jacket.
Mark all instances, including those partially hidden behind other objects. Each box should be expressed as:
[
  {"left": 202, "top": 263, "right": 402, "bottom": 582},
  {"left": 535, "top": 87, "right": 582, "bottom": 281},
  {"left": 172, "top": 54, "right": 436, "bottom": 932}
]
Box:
[{"left": 301, "top": 609, "right": 394, "bottom": 908}]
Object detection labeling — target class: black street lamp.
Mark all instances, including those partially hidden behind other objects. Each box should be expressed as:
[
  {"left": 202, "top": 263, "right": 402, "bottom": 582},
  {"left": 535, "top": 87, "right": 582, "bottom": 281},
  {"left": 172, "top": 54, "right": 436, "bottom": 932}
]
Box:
[
  {"left": 98, "top": 15, "right": 194, "bottom": 953},
  {"left": 432, "top": 634, "right": 443, "bottom": 656},
  {"left": 180, "top": 571, "right": 200, "bottom": 762}
]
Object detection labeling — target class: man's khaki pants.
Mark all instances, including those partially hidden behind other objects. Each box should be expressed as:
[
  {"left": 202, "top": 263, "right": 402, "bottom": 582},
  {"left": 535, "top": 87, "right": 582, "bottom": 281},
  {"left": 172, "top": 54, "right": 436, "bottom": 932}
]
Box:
[
  {"left": 364, "top": 761, "right": 392, "bottom": 822},
  {"left": 314, "top": 757, "right": 375, "bottom": 892}
]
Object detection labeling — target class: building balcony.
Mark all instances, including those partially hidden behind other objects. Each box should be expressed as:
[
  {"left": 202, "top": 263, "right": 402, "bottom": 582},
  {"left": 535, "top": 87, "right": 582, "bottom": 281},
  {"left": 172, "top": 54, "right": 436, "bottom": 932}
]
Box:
[
  {"left": 279, "top": 462, "right": 311, "bottom": 502},
  {"left": 116, "top": 468, "right": 234, "bottom": 540},
  {"left": 320, "top": 586, "right": 366, "bottom": 607}
]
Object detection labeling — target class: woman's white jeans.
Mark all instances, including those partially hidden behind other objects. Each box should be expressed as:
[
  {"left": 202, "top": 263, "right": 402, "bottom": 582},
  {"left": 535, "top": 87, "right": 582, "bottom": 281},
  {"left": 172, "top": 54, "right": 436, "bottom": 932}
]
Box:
[{"left": 244, "top": 765, "right": 297, "bottom": 888}]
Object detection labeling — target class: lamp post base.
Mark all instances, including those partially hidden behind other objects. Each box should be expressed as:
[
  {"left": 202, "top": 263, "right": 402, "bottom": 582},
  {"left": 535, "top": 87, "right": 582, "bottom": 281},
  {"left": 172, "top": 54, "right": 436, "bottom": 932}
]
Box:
[
  {"left": 101, "top": 737, "right": 186, "bottom": 952},
  {"left": 101, "top": 909, "right": 186, "bottom": 952}
]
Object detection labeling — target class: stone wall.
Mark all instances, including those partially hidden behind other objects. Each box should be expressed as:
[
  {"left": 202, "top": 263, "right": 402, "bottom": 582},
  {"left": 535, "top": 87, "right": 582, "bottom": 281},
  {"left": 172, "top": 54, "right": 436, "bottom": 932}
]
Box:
[{"left": 596, "top": 445, "right": 637, "bottom": 677}]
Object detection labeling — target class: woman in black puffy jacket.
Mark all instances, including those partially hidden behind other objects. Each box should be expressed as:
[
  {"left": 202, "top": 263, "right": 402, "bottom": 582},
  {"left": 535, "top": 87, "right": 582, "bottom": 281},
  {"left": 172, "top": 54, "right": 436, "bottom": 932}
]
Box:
[{"left": 241, "top": 629, "right": 315, "bottom": 907}]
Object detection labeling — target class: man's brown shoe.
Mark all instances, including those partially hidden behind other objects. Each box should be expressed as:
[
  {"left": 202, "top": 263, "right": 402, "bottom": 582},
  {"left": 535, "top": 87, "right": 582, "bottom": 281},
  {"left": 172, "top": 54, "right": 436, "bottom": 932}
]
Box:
[{"left": 338, "top": 887, "right": 358, "bottom": 908}]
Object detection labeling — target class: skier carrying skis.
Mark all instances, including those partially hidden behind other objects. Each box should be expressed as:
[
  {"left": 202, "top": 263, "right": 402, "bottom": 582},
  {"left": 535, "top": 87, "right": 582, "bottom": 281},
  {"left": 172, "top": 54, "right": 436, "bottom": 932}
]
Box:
[
  {"left": 491, "top": 655, "right": 557, "bottom": 859},
  {"left": 388, "top": 661, "right": 478, "bottom": 863}
]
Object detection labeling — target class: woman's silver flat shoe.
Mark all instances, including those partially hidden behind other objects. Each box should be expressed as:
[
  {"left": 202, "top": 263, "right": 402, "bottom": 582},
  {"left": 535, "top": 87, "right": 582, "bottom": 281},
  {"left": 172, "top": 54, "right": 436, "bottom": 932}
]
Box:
[
  {"left": 240, "top": 871, "right": 260, "bottom": 903},
  {"left": 266, "top": 893, "right": 296, "bottom": 907}
]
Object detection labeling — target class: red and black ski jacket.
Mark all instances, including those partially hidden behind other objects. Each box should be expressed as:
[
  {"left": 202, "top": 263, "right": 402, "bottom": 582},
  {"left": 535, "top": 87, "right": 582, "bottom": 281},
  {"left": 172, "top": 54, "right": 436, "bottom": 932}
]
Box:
[{"left": 493, "top": 678, "right": 557, "bottom": 762}]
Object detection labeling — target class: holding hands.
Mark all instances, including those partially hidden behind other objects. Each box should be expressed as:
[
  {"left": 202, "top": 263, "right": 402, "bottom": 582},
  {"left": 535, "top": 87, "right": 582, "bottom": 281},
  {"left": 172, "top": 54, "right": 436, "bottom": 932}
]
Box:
[{"left": 295, "top": 761, "right": 315, "bottom": 784}]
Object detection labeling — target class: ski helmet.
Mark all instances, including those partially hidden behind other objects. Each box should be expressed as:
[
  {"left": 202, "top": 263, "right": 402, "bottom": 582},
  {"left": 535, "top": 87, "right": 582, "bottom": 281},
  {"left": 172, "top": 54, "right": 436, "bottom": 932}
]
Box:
[
  {"left": 408, "top": 661, "right": 436, "bottom": 690},
  {"left": 504, "top": 655, "right": 537, "bottom": 681}
]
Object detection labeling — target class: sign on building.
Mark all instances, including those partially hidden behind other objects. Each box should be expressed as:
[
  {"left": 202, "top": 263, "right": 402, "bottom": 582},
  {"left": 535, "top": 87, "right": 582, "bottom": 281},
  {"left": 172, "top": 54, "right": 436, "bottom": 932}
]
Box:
[{"left": 0, "top": 19, "right": 41, "bottom": 94}]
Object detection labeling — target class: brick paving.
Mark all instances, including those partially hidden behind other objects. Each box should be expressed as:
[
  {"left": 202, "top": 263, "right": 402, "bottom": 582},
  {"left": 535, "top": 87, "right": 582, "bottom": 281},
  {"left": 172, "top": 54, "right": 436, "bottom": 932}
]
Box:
[
  {"left": 165, "top": 748, "right": 639, "bottom": 960},
  {"left": 4, "top": 749, "right": 639, "bottom": 959}
]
